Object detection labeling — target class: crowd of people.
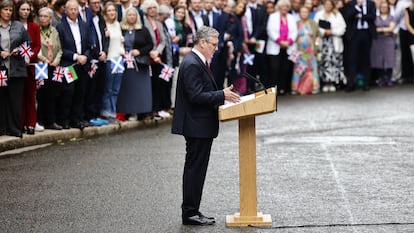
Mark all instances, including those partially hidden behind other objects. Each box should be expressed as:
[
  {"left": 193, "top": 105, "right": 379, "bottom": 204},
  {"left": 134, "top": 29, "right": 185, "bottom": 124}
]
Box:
[{"left": 0, "top": 0, "right": 414, "bottom": 138}]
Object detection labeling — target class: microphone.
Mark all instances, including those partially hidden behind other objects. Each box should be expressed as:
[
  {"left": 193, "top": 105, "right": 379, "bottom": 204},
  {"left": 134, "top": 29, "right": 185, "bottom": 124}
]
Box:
[{"left": 243, "top": 72, "right": 267, "bottom": 94}]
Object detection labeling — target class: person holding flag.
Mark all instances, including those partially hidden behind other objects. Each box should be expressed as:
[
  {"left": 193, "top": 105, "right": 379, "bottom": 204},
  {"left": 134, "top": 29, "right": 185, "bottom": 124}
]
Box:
[
  {"left": 15, "top": 0, "right": 42, "bottom": 135},
  {"left": 36, "top": 7, "right": 63, "bottom": 130},
  {"left": 116, "top": 7, "right": 154, "bottom": 120},
  {"left": 0, "top": 0, "right": 31, "bottom": 138},
  {"left": 56, "top": 0, "right": 92, "bottom": 130}
]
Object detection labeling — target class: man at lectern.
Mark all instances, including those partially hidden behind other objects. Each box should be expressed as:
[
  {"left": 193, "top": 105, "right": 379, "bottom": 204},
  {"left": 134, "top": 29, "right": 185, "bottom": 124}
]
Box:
[{"left": 171, "top": 26, "right": 241, "bottom": 226}]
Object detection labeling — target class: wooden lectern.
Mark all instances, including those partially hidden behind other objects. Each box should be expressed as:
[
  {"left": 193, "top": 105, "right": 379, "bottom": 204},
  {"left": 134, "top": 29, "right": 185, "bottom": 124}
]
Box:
[{"left": 219, "top": 87, "right": 277, "bottom": 227}]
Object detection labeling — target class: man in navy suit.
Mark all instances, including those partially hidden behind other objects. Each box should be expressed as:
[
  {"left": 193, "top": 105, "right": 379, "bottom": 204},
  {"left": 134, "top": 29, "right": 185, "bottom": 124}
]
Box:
[
  {"left": 84, "top": 0, "right": 110, "bottom": 125},
  {"left": 343, "top": 0, "right": 376, "bottom": 91},
  {"left": 172, "top": 26, "right": 240, "bottom": 226},
  {"left": 56, "top": 0, "right": 92, "bottom": 129},
  {"left": 244, "top": 0, "right": 267, "bottom": 92}
]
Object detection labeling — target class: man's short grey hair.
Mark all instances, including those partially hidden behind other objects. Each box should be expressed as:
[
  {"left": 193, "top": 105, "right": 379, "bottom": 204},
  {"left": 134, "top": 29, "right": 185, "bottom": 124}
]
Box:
[
  {"left": 38, "top": 7, "right": 54, "bottom": 18},
  {"left": 193, "top": 26, "right": 219, "bottom": 45}
]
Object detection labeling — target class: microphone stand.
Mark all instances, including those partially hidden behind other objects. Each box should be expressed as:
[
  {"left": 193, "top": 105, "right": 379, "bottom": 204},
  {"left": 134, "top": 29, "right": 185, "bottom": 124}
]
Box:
[{"left": 243, "top": 72, "right": 267, "bottom": 94}]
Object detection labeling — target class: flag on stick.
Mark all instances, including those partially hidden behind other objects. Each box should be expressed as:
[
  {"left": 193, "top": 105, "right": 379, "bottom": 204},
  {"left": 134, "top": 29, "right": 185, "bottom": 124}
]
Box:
[
  {"left": 35, "top": 63, "right": 48, "bottom": 80},
  {"left": 52, "top": 66, "right": 64, "bottom": 82},
  {"left": 18, "top": 41, "right": 33, "bottom": 63},
  {"left": 65, "top": 65, "right": 78, "bottom": 83},
  {"left": 159, "top": 64, "right": 174, "bottom": 82},
  {"left": 110, "top": 56, "right": 125, "bottom": 74},
  {"left": 0, "top": 70, "right": 7, "bottom": 87},
  {"left": 88, "top": 60, "right": 98, "bottom": 77},
  {"left": 243, "top": 53, "right": 255, "bottom": 65}
]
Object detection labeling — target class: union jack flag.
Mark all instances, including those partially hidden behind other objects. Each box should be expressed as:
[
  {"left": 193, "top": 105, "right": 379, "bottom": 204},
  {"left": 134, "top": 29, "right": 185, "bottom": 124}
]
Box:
[
  {"left": 243, "top": 53, "right": 255, "bottom": 65},
  {"left": 36, "top": 79, "right": 44, "bottom": 89},
  {"left": 124, "top": 52, "right": 135, "bottom": 69},
  {"left": 18, "top": 41, "right": 34, "bottom": 63},
  {"left": 52, "top": 66, "right": 64, "bottom": 83},
  {"left": 110, "top": 56, "right": 125, "bottom": 74},
  {"left": 288, "top": 50, "right": 301, "bottom": 63},
  {"left": 294, "top": 62, "right": 307, "bottom": 75},
  {"left": 159, "top": 64, "right": 174, "bottom": 82},
  {"left": 88, "top": 60, "right": 98, "bottom": 77},
  {"left": 0, "top": 70, "right": 7, "bottom": 87}
]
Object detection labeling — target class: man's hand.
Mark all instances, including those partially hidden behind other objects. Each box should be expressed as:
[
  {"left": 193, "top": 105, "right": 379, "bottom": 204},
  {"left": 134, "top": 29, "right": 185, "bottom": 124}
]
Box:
[
  {"left": 77, "top": 54, "right": 88, "bottom": 65},
  {"left": 98, "top": 51, "right": 107, "bottom": 62},
  {"left": 223, "top": 85, "right": 241, "bottom": 103}
]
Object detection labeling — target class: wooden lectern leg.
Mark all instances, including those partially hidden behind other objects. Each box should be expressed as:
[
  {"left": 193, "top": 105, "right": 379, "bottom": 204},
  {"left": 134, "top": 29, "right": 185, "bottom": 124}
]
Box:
[{"left": 226, "top": 117, "right": 272, "bottom": 227}]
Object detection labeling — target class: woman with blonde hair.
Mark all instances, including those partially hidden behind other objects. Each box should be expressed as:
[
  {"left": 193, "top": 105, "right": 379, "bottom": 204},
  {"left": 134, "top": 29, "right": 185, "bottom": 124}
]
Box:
[
  {"left": 314, "top": 0, "right": 346, "bottom": 92},
  {"left": 101, "top": 2, "right": 125, "bottom": 122},
  {"left": 116, "top": 7, "right": 154, "bottom": 119}
]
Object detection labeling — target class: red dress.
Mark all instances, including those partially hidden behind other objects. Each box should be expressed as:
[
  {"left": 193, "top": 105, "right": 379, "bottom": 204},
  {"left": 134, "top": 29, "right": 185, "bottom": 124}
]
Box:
[{"left": 21, "top": 21, "right": 41, "bottom": 129}]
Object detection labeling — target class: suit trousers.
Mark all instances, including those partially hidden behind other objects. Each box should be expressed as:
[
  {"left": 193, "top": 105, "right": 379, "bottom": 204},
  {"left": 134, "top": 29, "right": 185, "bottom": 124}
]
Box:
[
  {"left": 85, "top": 61, "right": 106, "bottom": 120},
  {"left": 182, "top": 136, "right": 214, "bottom": 218},
  {"left": 399, "top": 29, "right": 414, "bottom": 82},
  {"left": 0, "top": 77, "right": 25, "bottom": 136},
  {"left": 346, "top": 29, "right": 372, "bottom": 88}
]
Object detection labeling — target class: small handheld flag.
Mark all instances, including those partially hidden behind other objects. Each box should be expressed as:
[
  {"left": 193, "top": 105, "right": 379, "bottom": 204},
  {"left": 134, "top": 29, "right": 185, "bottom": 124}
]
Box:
[
  {"left": 124, "top": 52, "right": 135, "bottom": 69},
  {"left": 88, "top": 60, "right": 98, "bottom": 77},
  {"left": 0, "top": 70, "right": 7, "bottom": 87},
  {"left": 18, "top": 42, "right": 34, "bottom": 63},
  {"left": 159, "top": 64, "right": 174, "bottom": 82},
  {"left": 288, "top": 50, "right": 301, "bottom": 63},
  {"left": 110, "top": 56, "right": 125, "bottom": 74},
  {"left": 243, "top": 53, "right": 255, "bottom": 66},
  {"left": 255, "top": 40, "right": 265, "bottom": 54},
  {"left": 52, "top": 66, "right": 64, "bottom": 83},
  {"left": 35, "top": 63, "right": 48, "bottom": 80},
  {"left": 65, "top": 65, "right": 78, "bottom": 83}
]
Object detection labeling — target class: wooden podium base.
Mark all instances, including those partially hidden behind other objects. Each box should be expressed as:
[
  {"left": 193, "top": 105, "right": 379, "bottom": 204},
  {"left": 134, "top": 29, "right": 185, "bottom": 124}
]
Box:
[{"left": 226, "top": 212, "right": 272, "bottom": 227}]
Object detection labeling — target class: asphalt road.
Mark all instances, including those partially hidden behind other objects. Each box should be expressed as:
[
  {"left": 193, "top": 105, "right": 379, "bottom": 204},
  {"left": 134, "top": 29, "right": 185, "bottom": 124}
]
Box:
[{"left": 1, "top": 86, "right": 413, "bottom": 233}]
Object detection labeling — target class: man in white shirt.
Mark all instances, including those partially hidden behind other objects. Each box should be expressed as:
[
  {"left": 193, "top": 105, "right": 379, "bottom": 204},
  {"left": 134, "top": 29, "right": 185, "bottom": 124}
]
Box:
[{"left": 56, "top": 0, "right": 92, "bottom": 129}]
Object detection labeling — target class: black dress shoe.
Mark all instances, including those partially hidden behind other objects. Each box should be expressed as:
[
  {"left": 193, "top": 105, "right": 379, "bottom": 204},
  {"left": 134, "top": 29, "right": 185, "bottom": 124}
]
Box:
[
  {"left": 61, "top": 123, "right": 70, "bottom": 129},
  {"left": 70, "top": 122, "right": 85, "bottom": 130},
  {"left": 8, "top": 131, "right": 23, "bottom": 138},
  {"left": 199, "top": 213, "right": 215, "bottom": 221},
  {"left": 183, "top": 215, "right": 215, "bottom": 226},
  {"left": 26, "top": 127, "right": 35, "bottom": 135},
  {"left": 45, "top": 123, "right": 63, "bottom": 130}
]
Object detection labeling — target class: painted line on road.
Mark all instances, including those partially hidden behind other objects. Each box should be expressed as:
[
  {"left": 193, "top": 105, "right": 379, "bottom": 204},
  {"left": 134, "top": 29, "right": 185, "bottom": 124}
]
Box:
[
  {"left": 0, "top": 143, "right": 52, "bottom": 157},
  {"left": 321, "top": 143, "right": 358, "bottom": 233}
]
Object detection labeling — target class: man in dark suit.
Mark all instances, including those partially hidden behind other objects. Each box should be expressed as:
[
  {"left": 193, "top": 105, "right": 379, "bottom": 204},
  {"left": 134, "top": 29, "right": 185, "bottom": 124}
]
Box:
[
  {"left": 84, "top": 0, "right": 109, "bottom": 124},
  {"left": 343, "top": 0, "right": 376, "bottom": 91},
  {"left": 56, "top": 0, "right": 92, "bottom": 129},
  {"left": 188, "top": 0, "right": 209, "bottom": 34},
  {"left": 244, "top": 0, "right": 267, "bottom": 92},
  {"left": 172, "top": 26, "right": 240, "bottom": 226}
]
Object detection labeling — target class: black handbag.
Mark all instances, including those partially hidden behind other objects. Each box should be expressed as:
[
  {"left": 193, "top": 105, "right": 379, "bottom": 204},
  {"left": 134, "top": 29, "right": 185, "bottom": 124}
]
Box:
[
  {"left": 318, "top": 20, "right": 331, "bottom": 29},
  {"left": 134, "top": 55, "right": 150, "bottom": 65}
]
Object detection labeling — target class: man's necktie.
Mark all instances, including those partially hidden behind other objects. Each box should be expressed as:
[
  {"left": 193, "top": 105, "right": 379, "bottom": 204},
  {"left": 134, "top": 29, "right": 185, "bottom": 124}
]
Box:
[
  {"left": 206, "top": 61, "right": 212, "bottom": 73},
  {"left": 82, "top": 8, "right": 86, "bottom": 22}
]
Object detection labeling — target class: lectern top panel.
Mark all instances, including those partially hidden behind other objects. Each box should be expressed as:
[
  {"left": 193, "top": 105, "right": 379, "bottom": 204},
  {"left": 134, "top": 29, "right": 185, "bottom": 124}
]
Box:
[{"left": 218, "top": 88, "right": 277, "bottom": 121}]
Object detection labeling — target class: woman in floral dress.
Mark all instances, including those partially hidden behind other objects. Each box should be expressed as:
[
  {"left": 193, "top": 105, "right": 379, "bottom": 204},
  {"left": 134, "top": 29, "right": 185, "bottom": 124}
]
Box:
[{"left": 292, "top": 6, "right": 320, "bottom": 95}]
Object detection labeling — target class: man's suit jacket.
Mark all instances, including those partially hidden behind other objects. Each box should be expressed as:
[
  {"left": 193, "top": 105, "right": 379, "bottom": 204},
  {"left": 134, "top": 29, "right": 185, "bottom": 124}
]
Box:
[
  {"left": 56, "top": 16, "right": 92, "bottom": 68},
  {"left": 343, "top": 0, "right": 377, "bottom": 41},
  {"left": 188, "top": 11, "right": 209, "bottom": 32},
  {"left": 246, "top": 4, "right": 267, "bottom": 40},
  {"left": 90, "top": 14, "right": 109, "bottom": 59},
  {"left": 171, "top": 51, "right": 225, "bottom": 138}
]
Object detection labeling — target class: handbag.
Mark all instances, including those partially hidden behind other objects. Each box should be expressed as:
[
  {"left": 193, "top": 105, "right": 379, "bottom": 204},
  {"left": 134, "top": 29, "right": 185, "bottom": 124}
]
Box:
[
  {"left": 298, "top": 70, "right": 314, "bottom": 95},
  {"left": 318, "top": 20, "right": 331, "bottom": 29},
  {"left": 134, "top": 55, "right": 150, "bottom": 65}
]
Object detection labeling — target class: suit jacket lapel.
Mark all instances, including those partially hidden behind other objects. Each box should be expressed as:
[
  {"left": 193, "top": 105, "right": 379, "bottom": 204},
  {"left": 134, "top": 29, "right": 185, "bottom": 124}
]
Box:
[{"left": 191, "top": 52, "right": 218, "bottom": 90}]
